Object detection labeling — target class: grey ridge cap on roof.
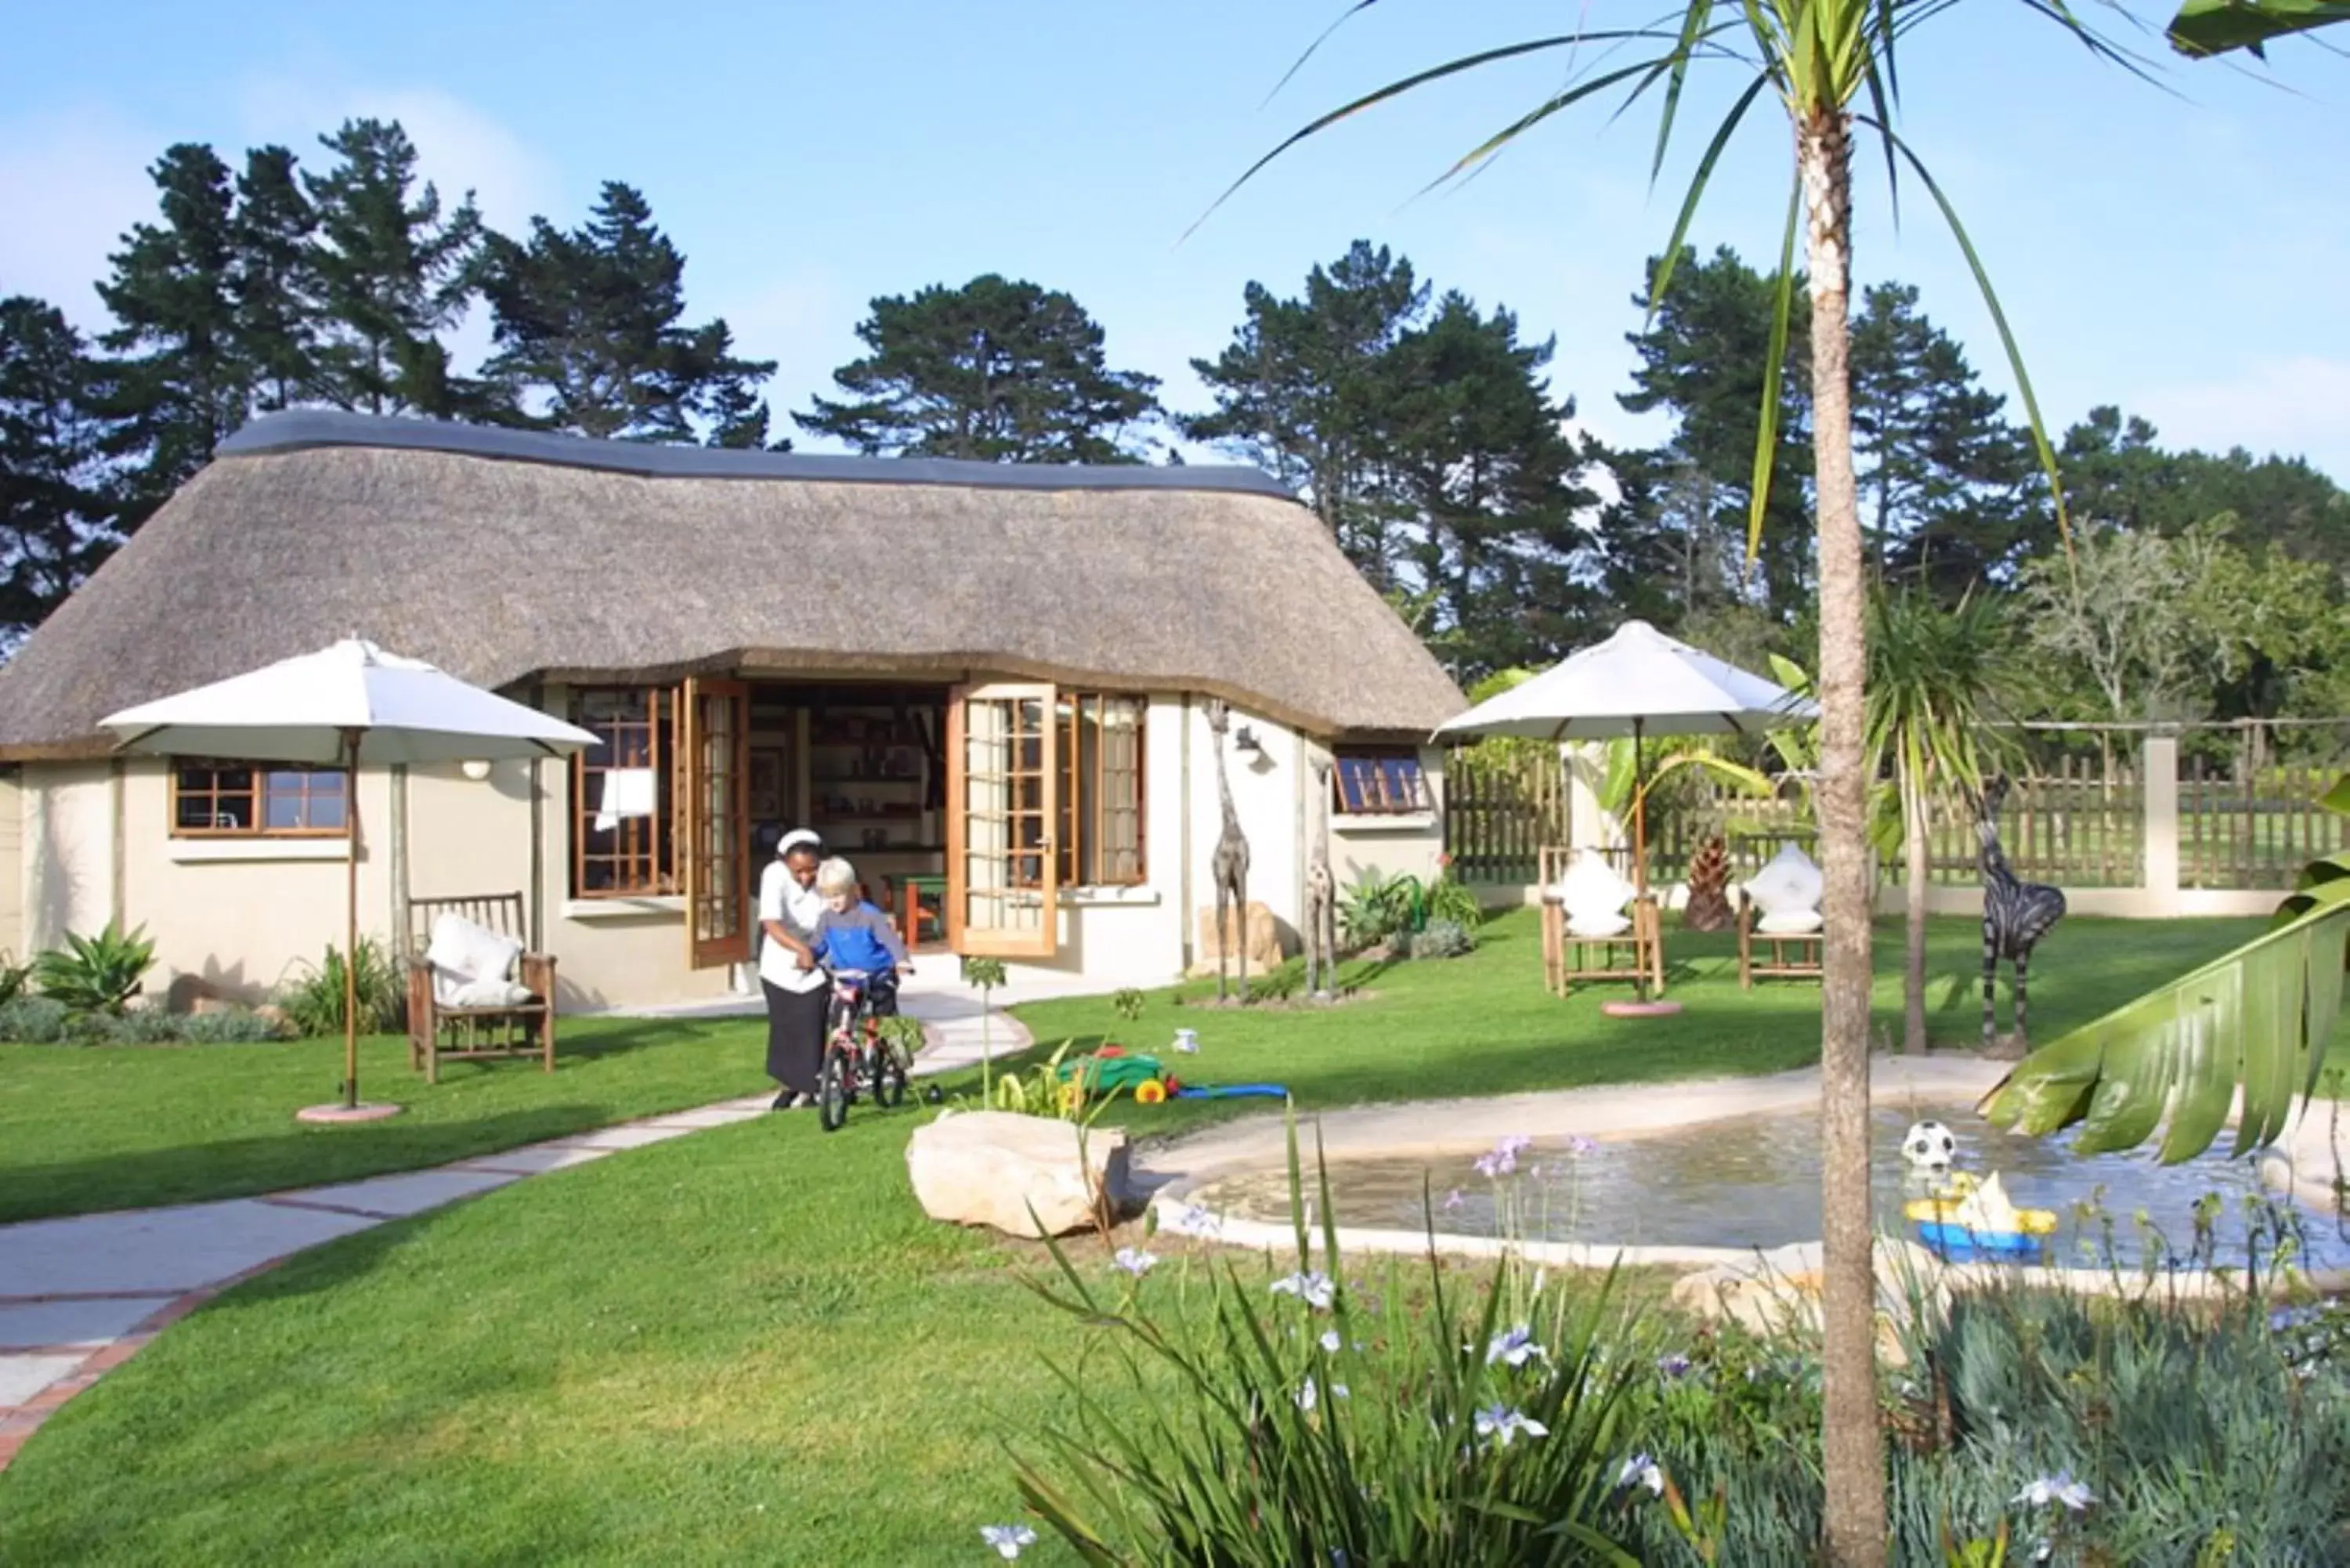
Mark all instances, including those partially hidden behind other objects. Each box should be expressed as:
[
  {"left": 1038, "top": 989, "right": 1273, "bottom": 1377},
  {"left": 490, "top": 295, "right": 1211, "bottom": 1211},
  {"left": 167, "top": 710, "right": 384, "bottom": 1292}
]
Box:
[{"left": 217, "top": 408, "right": 1297, "bottom": 497}]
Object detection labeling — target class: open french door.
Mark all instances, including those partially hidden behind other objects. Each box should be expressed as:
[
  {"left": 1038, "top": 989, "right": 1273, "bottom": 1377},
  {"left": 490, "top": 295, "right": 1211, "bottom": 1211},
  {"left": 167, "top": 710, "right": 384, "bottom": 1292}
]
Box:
[
  {"left": 946, "top": 681, "right": 1058, "bottom": 959},
  {"left": 680, "top": 677, "right": 752, "bottom": 969}
]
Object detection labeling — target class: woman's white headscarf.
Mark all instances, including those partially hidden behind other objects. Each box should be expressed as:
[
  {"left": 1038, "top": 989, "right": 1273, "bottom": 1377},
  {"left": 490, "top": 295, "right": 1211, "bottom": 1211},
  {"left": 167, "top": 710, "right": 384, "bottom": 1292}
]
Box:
[{"left": 775, "top": 828, "right": 822, "bottom": 860}]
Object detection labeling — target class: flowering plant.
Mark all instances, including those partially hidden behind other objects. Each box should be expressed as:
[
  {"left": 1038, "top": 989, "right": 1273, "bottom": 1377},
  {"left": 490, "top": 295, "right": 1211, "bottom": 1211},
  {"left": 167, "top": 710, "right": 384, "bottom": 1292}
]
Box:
[{"left": 1006, "top": 1113, "right": 1650, "bottom": 1565}]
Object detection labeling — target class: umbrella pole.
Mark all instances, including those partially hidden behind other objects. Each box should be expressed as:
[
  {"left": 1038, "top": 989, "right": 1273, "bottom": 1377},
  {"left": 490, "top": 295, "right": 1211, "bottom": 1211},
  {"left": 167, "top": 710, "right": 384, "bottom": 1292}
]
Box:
[
  {"left": 1632, "top": 717, "right": 1650, "bottom": 998},
  {"left": 343, "top": 728, "right": 361, "bottom": 1110}
]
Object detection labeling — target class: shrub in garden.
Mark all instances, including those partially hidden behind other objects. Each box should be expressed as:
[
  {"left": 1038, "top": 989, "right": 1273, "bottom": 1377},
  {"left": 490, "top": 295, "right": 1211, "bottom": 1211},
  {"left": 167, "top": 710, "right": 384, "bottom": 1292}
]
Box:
[
  {"left": 177, "top": 1009, "right": 291, "bottom": 1044},
  {"left": 1409, "top": 919, "right": 1477, "bottom": 959},
  {"left": 0, "top": 995, "right": 70, "bottom": 1043},
  {"left": 32, "top": 921, "right": 156, "bottom": 1014},
  {"left": 273, "top": 937, "right": 403, "bottom": 1038},
  {"left": 1614, "top": 1273, "right": 2350, "bottom": 1564}
]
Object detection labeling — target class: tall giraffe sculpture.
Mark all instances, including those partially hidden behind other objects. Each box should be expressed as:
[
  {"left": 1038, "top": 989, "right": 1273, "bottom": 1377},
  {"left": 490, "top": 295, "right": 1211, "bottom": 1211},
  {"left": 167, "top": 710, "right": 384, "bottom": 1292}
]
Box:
[
  {"left": 1970, "top": 775, "right": 2066, "bottom": 1051},
  {"left": 1205, "top": 700, "right": 1252, "bottom": 1003},
  {"left": 1303, "top": 754, "right": 1337, "bottom": 1000}
]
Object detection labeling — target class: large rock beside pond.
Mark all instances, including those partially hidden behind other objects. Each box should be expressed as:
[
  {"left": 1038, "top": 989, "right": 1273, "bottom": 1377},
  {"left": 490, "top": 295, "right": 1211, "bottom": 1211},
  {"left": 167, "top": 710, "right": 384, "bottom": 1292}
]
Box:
[
  {"left": 906, "top": 1110, "right": 1132, "bottom": 1239},
  {"left": 1669, "top": 1239, "right": 1951, "bottom": 1367}
]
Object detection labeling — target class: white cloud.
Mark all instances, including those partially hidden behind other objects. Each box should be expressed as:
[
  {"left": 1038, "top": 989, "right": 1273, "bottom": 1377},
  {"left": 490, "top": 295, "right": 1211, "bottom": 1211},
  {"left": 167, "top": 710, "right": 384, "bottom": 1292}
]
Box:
[
  {"left": 0, "top": 106, "right": 161, "bottom": 327},
  {"left": 2140, "top": 356, "right": 2350, "bottom": 479}
]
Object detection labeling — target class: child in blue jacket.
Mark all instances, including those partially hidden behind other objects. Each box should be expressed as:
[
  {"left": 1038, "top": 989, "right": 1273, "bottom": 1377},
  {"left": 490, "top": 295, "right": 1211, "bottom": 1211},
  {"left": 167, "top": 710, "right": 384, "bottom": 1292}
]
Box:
[{"left": 812, "top": 857, "right": 913, "bottom": 1011}]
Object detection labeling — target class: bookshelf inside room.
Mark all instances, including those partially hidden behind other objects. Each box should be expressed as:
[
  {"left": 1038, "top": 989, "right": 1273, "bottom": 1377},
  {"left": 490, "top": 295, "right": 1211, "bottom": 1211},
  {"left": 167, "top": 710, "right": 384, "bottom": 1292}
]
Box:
[{"left": 743, "top": 681, "right": 949, "bottom": 941}]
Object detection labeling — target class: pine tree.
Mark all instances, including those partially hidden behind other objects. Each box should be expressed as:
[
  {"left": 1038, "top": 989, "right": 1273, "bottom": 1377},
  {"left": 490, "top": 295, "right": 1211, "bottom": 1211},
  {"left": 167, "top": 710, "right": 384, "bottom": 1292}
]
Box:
[
  {"left": 96, "top": 143, "right": 248, "bottom": 530},
  {"left": 230, "top": 145, "right": 320, "bottom": 412},
  {"left": 1187, "top": 241, "right": 1426, "bottom": 576},
  {"left": 1848, "top": 282, "right": 2032, "bottom": 593},
  {"left": 1620, "top": 247, "right": 1815, "bottom": 617},
  {"left": 303, "top": 118, "right": 484, "bottom": 417},
  {"left": 796, "top": 275, "right": 1159, "bottom": 462},
  {"left": 480, "top": 182, "right": 775, "bottom": 442},
  {"left": 0, "top": 298, "right": 119, "bottom": 642},
  {"left": 1380, "top": 291, "right": 1600, "bottom": 676}
]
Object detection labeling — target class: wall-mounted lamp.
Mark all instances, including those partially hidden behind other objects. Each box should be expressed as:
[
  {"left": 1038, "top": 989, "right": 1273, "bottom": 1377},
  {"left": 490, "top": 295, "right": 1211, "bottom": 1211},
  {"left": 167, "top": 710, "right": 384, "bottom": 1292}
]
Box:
[
  {"left": 1234, "top": 725, "right": 1263, "bottom": 757},
  {"left": 460, "top": 760, "right": 494, "bottom": 782}
]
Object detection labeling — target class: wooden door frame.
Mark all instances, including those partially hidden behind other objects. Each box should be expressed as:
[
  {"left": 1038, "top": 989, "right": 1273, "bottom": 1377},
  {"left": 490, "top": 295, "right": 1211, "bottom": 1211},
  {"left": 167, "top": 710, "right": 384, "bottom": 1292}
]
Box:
[
  {"left": 682, "top": 677, "right": 753, "bottom": 969},
  {"left": 946, "top": 681, "right": 1059, "bottom": 959}
]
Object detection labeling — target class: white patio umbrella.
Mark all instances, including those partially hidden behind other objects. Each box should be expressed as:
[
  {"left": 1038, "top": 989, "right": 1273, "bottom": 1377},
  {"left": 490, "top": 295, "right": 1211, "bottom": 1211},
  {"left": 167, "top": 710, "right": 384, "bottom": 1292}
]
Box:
[
  {"left": 1434, "top": 619, "right": 1817, "bottom": 901},
  {"left": 102, "top": 639, "right": 600, "bottom": 1122}
]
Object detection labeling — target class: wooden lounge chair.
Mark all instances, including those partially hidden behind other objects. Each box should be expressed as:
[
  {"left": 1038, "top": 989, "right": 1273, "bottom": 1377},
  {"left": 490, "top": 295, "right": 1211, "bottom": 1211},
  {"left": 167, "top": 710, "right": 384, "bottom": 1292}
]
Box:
[
  {"left": 1737, "top": 842, "right": 1826, "bottom": 988},
  {"left": 406, "top": 892, "right": 557, "bottom": 1081},
  {"left": 1538, "top": 845, "right": 1665, "bottom": 998}
]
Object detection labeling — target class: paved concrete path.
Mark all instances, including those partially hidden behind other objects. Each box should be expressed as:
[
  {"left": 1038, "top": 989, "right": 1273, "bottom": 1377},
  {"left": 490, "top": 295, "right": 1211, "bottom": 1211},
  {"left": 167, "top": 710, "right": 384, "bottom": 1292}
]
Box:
[{"left": 0, "top": 985, "right": 1049, "bottom": 1471}]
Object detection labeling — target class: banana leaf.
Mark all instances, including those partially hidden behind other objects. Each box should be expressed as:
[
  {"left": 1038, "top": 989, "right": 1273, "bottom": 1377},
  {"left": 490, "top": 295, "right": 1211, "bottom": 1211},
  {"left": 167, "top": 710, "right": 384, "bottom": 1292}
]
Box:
[
  {"left": 2169, "top": 0, "right": 2350, "bottom": 56},
  {"left": 1979, "top": 900, "right": 2350, "bottom": 1162}
]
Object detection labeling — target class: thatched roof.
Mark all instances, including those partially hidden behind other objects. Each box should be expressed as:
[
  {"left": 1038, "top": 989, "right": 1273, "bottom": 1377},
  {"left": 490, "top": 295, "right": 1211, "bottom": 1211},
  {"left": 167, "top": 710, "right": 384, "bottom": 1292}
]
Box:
[{"left": 0, "top": 412, "right": 1466, "bottom": 758}]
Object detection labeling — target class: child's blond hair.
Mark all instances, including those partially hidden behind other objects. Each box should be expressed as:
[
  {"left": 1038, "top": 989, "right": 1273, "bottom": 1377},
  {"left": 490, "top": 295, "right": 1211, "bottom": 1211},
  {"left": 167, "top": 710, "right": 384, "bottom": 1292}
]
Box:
[{"left": 815, "top": 856, "right": 860, "bottom": 898}]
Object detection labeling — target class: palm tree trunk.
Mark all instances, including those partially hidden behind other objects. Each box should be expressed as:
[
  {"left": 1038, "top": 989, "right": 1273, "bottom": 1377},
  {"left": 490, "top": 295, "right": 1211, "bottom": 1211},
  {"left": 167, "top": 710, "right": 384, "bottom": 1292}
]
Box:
[
  {"left": 1904, "top": 756, "right": 1929, "bottom": 1054},
  {"left": 1799, "top": 107, "right": 1888, "bottom": 1568}
]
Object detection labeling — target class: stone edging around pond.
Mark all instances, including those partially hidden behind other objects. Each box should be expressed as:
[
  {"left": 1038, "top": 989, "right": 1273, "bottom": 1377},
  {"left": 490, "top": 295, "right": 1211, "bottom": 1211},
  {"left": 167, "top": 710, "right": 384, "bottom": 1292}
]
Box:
[{"left": 1134, "top": 1055, "right": 2348, "bottom": 1286}]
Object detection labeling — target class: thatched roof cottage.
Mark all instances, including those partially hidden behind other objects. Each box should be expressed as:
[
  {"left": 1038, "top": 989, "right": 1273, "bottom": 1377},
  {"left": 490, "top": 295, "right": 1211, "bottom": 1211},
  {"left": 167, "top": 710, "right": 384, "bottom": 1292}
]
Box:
[{"left": 0, "top": 411, "right": 1465, "bottom": 1010}]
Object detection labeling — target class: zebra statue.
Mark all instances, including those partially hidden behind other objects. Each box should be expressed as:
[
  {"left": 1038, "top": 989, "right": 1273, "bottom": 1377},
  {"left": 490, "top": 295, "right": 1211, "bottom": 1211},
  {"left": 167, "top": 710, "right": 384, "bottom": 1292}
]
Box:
[{"left": 1969, "top": 775, "right": 2066, "bottom": 1051}]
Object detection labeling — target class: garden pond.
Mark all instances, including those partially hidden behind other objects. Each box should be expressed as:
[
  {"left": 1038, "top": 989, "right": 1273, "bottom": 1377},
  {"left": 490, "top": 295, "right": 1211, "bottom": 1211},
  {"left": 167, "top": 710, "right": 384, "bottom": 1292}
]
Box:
[{"left": 1202, "top": 1104, "right": 2350, "bottom": 1272}]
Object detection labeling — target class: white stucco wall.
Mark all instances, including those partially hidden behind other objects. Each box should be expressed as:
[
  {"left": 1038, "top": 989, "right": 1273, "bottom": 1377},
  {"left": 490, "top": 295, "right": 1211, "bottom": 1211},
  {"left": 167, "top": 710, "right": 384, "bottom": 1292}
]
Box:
[
  {"left": 0, "top": 772, "right": 22, "bottom": 962},
  {"left": 10, "top": 686, "right": 1452, "bottom": 1014}
]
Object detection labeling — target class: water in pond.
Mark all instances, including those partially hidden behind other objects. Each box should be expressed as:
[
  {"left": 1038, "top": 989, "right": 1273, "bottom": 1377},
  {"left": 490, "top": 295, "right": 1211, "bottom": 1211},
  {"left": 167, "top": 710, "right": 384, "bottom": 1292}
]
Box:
[{"left": 1203, "top": 1107, "right": 2348, "bottom": 1271}]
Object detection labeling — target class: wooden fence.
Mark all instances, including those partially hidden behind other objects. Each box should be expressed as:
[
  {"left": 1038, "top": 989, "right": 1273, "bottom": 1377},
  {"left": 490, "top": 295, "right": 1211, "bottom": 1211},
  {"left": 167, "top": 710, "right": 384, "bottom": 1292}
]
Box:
[
  {"left": 1444, "top": 723, "right": 2350, "bottom": 896},
  {"left": 1442, "top": 749, "right": 1568, "bottom": 886}
]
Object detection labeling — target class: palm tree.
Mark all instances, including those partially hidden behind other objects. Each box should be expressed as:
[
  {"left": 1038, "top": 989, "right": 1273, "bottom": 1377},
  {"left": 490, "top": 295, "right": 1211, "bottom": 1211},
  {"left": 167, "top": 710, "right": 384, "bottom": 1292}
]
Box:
[
  {"left": 1213, "top": 7, "right": 2125, "bottom": 1560},
  {"left": 1866, "top": 591, "right": 2011, "bottom": 1054}
]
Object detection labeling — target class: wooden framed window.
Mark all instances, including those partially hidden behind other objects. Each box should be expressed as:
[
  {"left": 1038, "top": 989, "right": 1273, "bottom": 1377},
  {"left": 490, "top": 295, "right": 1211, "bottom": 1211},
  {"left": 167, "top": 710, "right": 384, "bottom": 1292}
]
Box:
[
  {"left": 171, "top": 761, "right": 348, "bottom": 836},
  {"left": 1333, "top": 748, "right": 1430, "bottom": 816},
  {"left": 571, "top": 687, "right": 678, "bottom": 897},
  {"left": 1058, "top": 692, "right": 1147, "bottom": 887}
]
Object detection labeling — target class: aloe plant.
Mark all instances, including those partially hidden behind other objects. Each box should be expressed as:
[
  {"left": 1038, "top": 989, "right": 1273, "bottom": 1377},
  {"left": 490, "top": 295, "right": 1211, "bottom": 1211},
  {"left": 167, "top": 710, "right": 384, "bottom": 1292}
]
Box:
[{"left": 33, "top": 922, "right": 156, "bottom": 1015}]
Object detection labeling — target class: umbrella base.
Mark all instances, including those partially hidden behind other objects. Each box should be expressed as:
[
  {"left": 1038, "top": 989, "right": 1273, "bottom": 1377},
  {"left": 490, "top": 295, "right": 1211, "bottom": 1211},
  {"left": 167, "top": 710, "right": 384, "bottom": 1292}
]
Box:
[
  {"left": 295, "top": 1101, "right": 405, "bottom": 1125},
  {"left": 1600, "top": 999, "right": 1683, "bottom": 1019}
]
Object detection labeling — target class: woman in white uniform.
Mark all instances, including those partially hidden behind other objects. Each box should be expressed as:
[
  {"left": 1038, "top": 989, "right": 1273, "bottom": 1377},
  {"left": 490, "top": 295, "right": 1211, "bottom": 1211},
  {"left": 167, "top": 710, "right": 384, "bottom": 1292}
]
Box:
[{"left": 758, "top": 829, "right": 830, "bottom": 1108}]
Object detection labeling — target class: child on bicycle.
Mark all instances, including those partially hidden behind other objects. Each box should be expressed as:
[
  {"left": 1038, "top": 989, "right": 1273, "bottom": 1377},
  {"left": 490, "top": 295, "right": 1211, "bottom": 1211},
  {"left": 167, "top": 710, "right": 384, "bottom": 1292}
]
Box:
[{"left": 811, "top": 857, "right": 913, "bottom": 1014}]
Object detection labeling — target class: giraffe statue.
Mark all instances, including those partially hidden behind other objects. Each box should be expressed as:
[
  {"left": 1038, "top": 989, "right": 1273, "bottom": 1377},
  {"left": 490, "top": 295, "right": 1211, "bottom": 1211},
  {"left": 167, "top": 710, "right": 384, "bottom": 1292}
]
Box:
[
  {"left": 1303, "top": 754, "right": 1337, "bottom": 1000},
  {"left": 1969, "top": 775, "right": 2066, "bottom": 1052},
  {"left": 1205, "top": 700, "right": 1252, "bottom": 1003}
]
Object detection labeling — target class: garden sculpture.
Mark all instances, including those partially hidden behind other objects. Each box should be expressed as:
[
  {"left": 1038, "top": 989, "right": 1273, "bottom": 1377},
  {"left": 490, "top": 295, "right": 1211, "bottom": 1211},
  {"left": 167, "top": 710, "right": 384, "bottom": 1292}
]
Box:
[
  {"left": 1303, "top": 754, "right": 1338, "bottom": 999},
  {"left": 1970, "top": 775, "right": 2066, "bottom": 1050},
  {"left": 1205, "top": 700, "right": 1252, "bottom": 1003}
]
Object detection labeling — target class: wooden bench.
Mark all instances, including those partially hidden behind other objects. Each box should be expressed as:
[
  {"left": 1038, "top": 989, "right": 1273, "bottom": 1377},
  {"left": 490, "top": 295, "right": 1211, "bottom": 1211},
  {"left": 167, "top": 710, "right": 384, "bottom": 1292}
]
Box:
[{"left": 406, "top": 892, "right": 557, "bottom": 1082}]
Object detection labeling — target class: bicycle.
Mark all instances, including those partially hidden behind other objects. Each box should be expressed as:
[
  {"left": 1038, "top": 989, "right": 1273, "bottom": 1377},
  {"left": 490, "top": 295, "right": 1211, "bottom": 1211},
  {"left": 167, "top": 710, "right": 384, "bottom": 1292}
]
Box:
[{"left": 816, "top": 966, "right": 911, "bottom": 1132}]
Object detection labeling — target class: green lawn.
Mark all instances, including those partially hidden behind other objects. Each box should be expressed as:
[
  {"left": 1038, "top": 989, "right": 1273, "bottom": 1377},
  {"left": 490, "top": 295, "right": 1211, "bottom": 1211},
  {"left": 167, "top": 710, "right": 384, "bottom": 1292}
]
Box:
[
  {"left": 0, "top": 912, "right": 2278, "bottom": 1566},
  {"left": 0, "top": 1013, "right": 772, "bottom": 1224}
]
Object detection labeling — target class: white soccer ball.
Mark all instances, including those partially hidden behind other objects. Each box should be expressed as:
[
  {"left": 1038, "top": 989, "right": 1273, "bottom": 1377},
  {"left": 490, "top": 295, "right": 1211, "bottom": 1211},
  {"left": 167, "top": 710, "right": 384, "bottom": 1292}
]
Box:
[{"left": 1902, "top": 1119, "right": 1958, "bottom": 1169}]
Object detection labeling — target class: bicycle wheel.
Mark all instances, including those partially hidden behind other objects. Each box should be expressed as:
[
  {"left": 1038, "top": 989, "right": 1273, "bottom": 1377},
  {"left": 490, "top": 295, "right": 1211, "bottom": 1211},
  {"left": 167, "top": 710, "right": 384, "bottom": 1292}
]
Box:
[
  {"left": 817, "top": 1046, "right": 850, "bottom": 1132},
  {"left": 873, "top": 1038, "right": 909, "bottom": 1108}
]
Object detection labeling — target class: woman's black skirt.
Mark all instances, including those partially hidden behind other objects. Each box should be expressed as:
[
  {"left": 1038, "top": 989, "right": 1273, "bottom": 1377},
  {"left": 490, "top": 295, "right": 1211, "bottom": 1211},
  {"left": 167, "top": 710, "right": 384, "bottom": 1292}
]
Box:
[{"left": 762, "top": 978, "right": 832, "bottom": 1095}]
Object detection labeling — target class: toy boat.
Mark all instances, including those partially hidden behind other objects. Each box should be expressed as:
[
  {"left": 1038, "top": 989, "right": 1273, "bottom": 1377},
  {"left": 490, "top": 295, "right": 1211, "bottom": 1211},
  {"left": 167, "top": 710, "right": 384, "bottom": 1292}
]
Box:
[{"left": 1904, "top": 1171, "right": 2058, "bottom": 1259}]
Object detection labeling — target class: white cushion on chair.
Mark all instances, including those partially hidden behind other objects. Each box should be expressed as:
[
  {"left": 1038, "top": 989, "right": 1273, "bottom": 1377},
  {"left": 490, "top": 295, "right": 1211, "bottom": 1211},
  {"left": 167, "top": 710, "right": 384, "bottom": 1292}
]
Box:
[
  {"left": 425, "top": 914, "right": 525, "bottom": 1006},
  {"left": 1565, "top": 910, "right": 1634, "bottom": 939},
  {"left": 1744, "top": 845, "right": 1824, "bottom": 919},
  {"left": 448, "top": 976, "right": 537, "bottom": 1008},
  {"left": 1756, "top": 908, "right": 1824, "bottom": 936},
  {"left": 1553, "top": 851, "right": 1636, "bottom": 929}
]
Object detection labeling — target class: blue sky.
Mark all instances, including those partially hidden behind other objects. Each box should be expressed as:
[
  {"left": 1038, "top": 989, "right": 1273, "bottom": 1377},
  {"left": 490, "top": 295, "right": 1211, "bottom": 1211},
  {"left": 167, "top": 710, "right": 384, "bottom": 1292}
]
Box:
[{"left": 4, "top": 2, "right": 2344, "bottom": 475}]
